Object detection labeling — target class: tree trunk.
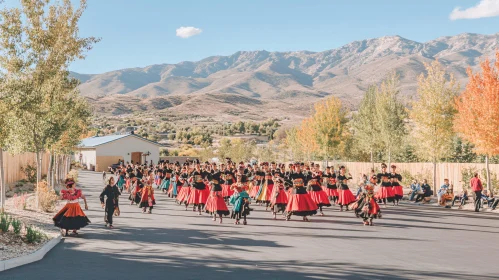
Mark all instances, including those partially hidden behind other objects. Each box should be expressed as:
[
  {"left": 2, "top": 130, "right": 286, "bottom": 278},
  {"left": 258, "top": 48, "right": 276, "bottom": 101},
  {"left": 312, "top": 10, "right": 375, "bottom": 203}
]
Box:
[
  {"left": 387, "top": 148, "right": 391, "bottom": 173},
  {"left": 370, "top": 150, "right": 374, "bottom": 169},
  {"left": 35, "top": 150, "right": 42, "bottom": 210},
  {"left": 47, "top": 152, "right": 53, "bottom": 189},
  {"left": 486, "top": 155, "right": 491, "bottom": 193},
  {"left": 0, "top": 149, "right": 5, "bottom": 213},
  {"left": 433, "top": 160, "right": 437, "bottom": 195}
]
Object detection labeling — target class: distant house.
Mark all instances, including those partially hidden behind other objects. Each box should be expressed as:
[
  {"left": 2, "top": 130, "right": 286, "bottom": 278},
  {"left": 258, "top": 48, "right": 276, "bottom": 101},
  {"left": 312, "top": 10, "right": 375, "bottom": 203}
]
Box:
[{"left": 76, "top": 133, "right": 162, "bottom": 171}]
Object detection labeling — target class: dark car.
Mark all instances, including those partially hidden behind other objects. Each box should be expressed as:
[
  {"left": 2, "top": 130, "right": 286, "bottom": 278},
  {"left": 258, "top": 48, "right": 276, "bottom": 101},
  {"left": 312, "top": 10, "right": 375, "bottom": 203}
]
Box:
[{"left": 108, "top": 160, "right": 124, "bottom": 174}]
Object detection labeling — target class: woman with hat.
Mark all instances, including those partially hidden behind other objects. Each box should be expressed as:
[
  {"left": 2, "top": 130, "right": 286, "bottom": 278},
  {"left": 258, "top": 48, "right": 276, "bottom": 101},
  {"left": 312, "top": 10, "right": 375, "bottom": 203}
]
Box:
[
  {"left": 100, "top": 177, "right": 121, "bottom": 228},
  {"left": 376, "top": 163, "right": 395, "bottom": 207},
  {"left": 353, "top": 175, "right": 382, "bottom": 226},
  {"left": 205, "top": 164, "right": 230, "bottom": 223},
  {"left": 322, "top": 166, "right": 339, "bottom": 204},
  {"left": 285, "top": 163, "right": 318, "bottom": 221},
  {"left": 53, "top": 179, "right": 90, "bottom": 236}
]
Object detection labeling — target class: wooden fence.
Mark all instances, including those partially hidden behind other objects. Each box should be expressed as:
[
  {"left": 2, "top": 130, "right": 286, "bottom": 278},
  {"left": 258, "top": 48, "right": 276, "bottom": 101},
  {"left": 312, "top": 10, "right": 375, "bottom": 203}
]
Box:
[{"left": 2, "top": 152, "right": 50, "bottom": 184}]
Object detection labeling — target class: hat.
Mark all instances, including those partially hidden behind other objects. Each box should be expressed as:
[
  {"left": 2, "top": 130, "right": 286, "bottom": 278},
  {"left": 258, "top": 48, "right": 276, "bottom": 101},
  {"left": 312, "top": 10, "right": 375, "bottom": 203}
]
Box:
[{"left": 381, "top": 163, "right": 387, "bottom": 168}]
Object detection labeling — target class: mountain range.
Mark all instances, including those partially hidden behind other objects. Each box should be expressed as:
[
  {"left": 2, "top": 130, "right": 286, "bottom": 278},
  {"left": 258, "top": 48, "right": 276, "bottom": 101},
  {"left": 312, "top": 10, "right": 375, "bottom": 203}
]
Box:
[{"left": 75, "top": 33, "right": 499, "bottom": 122}]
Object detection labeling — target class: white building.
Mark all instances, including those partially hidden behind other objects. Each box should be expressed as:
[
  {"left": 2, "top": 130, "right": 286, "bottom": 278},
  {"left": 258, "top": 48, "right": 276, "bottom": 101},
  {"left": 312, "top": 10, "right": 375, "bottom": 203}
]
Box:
[{"left": 76, "top": 134, "right": 162, "bottom": 172}]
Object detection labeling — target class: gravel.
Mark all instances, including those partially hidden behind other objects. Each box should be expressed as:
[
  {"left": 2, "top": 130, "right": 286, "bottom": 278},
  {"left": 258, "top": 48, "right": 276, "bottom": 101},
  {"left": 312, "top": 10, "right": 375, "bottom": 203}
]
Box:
[{"left": 1, "top": 193, "right": 61, "bottom": 261}]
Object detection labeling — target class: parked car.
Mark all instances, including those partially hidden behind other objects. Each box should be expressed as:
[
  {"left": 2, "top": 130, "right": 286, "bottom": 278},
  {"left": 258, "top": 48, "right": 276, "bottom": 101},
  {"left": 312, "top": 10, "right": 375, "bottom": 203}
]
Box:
[{"left": 108, "top": 160, "right": 124, "bottom": 174}]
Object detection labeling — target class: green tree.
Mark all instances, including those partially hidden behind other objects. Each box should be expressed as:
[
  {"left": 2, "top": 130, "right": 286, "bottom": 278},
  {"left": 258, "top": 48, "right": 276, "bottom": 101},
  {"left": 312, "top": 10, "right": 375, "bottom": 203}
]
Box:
[
  {"left": 0, "top": 0, "right": 99, "bottom": 187},
  {"left": 410, "top": 61, "right": 459, "bottom": 191},
  {"left": 351, "top": 86, "right": 381, "bottom": 167},
  {"left": 375, "top": 73, "right": 407, "bottom": 169}
]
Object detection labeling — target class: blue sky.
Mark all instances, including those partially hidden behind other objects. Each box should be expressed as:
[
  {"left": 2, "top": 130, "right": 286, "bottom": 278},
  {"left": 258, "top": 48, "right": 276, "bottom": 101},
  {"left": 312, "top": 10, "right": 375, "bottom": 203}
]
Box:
[{"left": 25, "top": 0, "right": 499, "bottom": 73}]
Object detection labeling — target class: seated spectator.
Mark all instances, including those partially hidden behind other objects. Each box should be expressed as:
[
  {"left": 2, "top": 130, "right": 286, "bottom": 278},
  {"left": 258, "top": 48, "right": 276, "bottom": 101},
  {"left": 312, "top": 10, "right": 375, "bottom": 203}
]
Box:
[
  {"left": 451, "top": 189, "right": 469, "bottom": 208},
  {"left": 437, "top": 179, "right": 452, "bottom": 204},
  {"left": 409, "top": 179, "right": 421, "bottom": 201},
  {"left": 415, "top": 179, "right": 432, "bottom": 203},
  {"left": 439, "top": 188, "right": 454, "bottom": 208},
  {"left": 481, "top": 190, "right": 495, "bottom": 208}
]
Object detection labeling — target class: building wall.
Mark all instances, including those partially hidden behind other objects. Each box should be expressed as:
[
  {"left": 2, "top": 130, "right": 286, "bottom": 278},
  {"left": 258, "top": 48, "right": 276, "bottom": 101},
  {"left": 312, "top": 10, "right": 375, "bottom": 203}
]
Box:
[
  {"left": 96, "top": 136, "right": 160, "bottom": 165},
  {"left": 96, "top": 156, "right": 124, "bottom": 172},
  {"left": 77, "top": 149, "right": 96, "bottom": 170}
]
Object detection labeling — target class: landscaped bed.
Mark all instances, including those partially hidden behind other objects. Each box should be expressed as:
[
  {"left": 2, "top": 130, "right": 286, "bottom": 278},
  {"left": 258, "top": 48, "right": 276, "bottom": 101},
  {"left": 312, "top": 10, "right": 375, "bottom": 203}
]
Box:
[{"left": 1, "top": 193, "right": 62, "bottom": 261}]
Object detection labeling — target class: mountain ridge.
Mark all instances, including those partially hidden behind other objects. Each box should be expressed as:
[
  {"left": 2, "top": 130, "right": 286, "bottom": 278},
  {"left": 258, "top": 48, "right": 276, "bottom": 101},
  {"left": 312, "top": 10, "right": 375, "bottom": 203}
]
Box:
[{"left": 76, "top": 32, "right": 499, "bottom": 122}]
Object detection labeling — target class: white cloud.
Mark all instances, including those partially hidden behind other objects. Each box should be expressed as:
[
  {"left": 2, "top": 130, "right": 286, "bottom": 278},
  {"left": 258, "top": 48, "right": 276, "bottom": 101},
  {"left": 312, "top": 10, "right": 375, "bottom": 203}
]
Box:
[
  {"left": 176, "top": 26, "right": 202, "bottom": 38},
  {"left": 450, "top": 0, "right": 499, "bottom": 20}
]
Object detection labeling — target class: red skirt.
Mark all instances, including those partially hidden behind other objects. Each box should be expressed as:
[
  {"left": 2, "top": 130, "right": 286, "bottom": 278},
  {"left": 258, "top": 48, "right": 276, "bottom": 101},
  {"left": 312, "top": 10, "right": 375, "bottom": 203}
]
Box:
[
  {"left": 249, "top": 184, "right": 260, "bottom": 198},
  {"left": 222, "top": 184, "right": 234, "bottom": 198},
  {"left": 187, "top": 188, "right": 209, "bottom": 206},
  {"left": 205, "top": 191, "right": 230, "bottom": 215},
  {"left": 392, "top": 185, "right": 403, "bottom": 197},
  {"left": 338, "top": 189, "right": 356, "bottom": 206},
  {"left": 308, "top": 190, "right": 332, "bottom": 207},
  {"left": 176, "top": 186, "right": 190, "bottom": 204},
  {"left": 324, "top": 188, "right": 339, "bottom": 197},
  {"left": 266, "top": 184, "right": 275, "bottom": 201},
  {"left": 285, "top": 193, "right": 318, "bottom": 216},
  {"left": 369, "top": 199, "right": 381, "bottom": 215},
  {"left": 53, "top": 203, "right": 91, "bottom": 230},
  {"left": 271, "top": 188, "right": 289, "bottom": 205},
  {"left": 377, "top": 186, "right": 395, "bottom": 199}
]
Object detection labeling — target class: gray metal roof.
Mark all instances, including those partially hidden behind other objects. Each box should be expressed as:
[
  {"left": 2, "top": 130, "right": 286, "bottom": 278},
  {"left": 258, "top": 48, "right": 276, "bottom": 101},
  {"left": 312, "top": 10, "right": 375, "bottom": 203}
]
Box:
[{"left": 78, "top": 134, "right": 162, "bottom": 148}]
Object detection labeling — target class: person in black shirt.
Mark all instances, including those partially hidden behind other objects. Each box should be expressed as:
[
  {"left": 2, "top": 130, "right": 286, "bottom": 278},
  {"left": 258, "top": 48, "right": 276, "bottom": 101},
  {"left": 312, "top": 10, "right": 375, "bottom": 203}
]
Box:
[
  {"left": 376, "top": 163, "right": 395, "bottom": 207},
  {"left": 285, "top": 163, "right": 318, "bottom": 221},
  {"left": 100, "top": 177, "right": 121, "bottom": 228},
  {"left": 205, "top": 164, "right": 230, "bottom": 223},
  {"left": 337, "top": 166, "right": 356, "bottom": 211}
]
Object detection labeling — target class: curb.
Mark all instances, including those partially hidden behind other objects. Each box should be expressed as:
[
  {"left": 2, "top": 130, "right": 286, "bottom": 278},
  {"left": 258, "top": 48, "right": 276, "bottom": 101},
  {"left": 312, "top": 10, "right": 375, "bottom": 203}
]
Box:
[{"left": 0, "top": 234, "right": 62, "bottom": 272}]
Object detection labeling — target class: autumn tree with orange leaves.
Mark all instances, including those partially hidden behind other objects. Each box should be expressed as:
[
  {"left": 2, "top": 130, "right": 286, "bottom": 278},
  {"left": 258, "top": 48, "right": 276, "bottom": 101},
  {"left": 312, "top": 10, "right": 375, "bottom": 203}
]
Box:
[{"left": 454, "top": 51, "right": 499, "bottom": 191}]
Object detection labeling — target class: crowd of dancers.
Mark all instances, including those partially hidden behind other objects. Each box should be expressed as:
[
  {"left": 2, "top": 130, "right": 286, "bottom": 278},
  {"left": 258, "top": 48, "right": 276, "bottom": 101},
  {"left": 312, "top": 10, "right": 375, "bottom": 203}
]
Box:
[
  {"left": 52, "top": 159, "right": 407, "bottom": 236},
  {"left": 110, "top": 160, "right": 405, "bottom": 226}
]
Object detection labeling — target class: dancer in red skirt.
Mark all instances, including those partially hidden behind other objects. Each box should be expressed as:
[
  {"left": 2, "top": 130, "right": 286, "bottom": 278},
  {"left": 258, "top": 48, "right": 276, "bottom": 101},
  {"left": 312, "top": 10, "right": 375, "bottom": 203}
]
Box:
[
  {"left": 270, "top": 177, "right": 289, "bottom": 219},
  {"left": 307, "top": 170, "right": 331, "bottom": 216},
  {"left": 353, "top": 175, "right": 382, "bottom": 226},
  {"left": 53, "top": 179, "right": 90, "bottom": 236},
  {"left": 249, "top": 165, "right": 264, "bottom": 199},
  {"left": 221, "top": 164, "right": 234, "bottom": 201},
  {"left": 390, "top": 165, "right": 403, "bottom": 206},
  {"left": 323, "top": 166, "right": 339, "bottom": 204},
  {"left": 337, "top": 166, "right": 356, "bottom": 211},
  {"left": 285, "top": 163, "right": 318, "bottom": 221},
  {"left": 186, "top": 164, "right": 210, "bottom": 215},
  {"left": 205, "top": 164, "right": 230, "bottom": 223},
  {"left": 376, "top": 163, "right": 395, "bottom": 207},
  {"left": 139, "top": 178, "right": 156, "bottom": 214},
  {"left": 175, "top": 167, "right": 191, "bottom": 207}
]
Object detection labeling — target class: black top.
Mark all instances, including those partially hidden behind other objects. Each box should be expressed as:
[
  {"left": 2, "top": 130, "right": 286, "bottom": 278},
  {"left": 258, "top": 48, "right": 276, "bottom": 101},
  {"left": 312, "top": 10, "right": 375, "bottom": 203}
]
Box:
[{"left": 100, "top": 185, "right": 121, "bottom": 206}]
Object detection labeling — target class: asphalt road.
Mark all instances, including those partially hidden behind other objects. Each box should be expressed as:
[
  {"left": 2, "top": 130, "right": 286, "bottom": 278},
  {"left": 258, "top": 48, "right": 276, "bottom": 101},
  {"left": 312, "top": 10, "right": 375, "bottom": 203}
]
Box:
[{"left": 2, "top": 171, "right": 499, "bottom": 280}]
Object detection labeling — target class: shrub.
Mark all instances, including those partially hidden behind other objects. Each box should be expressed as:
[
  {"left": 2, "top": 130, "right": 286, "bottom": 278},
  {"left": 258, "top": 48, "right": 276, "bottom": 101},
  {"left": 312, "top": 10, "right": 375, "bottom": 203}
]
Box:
[
  {"left": 25, "top": 226, "right": 47, "bottom": 244},
  {"left": 36, "top": 181, "right": 59, "bottom": 212},
  {"left": 20, "top": 162, "right": 37, "bottom": 183},
  {"left": 0, "top": 213, "right": 11, "bottom": 233},
  {"left": 67, "top": 169, "right": 79, "bottom": 183},
  {"left": 11, "top": 219, "right": 22, "bottom": 235},
  {"left": 13, "top": 193, "right": 28, "bottom": 210}
]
